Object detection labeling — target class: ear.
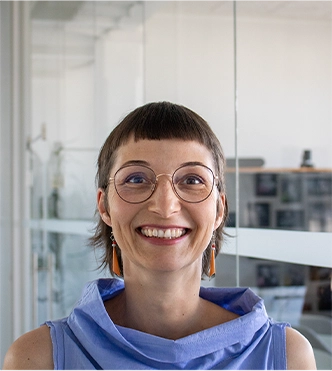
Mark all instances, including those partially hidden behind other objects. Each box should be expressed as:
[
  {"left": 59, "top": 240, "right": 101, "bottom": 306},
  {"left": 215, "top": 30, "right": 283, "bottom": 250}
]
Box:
[
  {"left": 214, "top": 193, "right": 226, "bottom": 231},
  {"left": 97, "top": 188, "right": 112, "bottom": 227}
]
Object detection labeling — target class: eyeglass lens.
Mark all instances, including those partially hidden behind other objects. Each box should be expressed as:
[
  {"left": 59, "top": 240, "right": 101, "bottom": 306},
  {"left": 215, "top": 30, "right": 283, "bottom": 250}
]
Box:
[{"left": 113, "top": 165, "right": 215, "bottom": 204}]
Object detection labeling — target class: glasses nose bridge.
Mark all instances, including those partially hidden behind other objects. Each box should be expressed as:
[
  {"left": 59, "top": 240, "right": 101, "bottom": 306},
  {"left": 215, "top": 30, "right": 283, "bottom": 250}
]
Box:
[
  {"left": 152, "top": 172, "right": 177, "bottom": 194},
  {"left": 154, "top": 172, "right": 174, "bottom": 189},
  {"left": 155, "top": 172, "right": 173, "bottom": 182}
]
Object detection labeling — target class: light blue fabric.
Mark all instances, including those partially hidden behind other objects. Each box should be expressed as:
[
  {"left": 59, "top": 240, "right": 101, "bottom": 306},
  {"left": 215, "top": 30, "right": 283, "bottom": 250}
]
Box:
[{"left": 46, "top": 278, "right": 290, "bottom": 369}]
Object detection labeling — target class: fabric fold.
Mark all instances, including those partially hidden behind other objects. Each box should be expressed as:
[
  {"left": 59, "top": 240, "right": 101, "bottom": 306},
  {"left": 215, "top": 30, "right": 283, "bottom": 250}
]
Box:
[{"left": 46, "top": 278, "right": 289, "bottom": 369}]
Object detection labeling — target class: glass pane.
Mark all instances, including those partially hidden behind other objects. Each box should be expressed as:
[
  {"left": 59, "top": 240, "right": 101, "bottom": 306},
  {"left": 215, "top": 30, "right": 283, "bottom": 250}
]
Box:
[
  {"left": 217, "top": 254, "right": 332, "bottom": 369},
  {"left": 225, "top": 171, "right": 332, "bottom": 232},
  {"left": 144, "top": 1, "right": 235, "bottom": 151},
  {"left": 231, "top": 0, "right": 332, "bottom": 229},
  {"left": 31, "top": 231, "right": 108, "bottom": 325},
  {"left": 29, "top": 0, "right": 144, "bottom": 325},
  {"left": 232, "top": 2, "right": 332, "bottom": 369},
  {"left": 217, "top": 255, "right": 331, "bottom": 326},
  {"left": 30, "top": 1, "right": 145, "bottom": 222}
]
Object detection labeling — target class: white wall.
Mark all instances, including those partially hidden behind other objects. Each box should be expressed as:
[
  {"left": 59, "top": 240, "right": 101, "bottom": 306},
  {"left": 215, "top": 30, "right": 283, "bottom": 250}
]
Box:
[
  {"left": 236, "top": 17, "right": 332, "bottom": 168},
  {"left": 0, "top": 2, "right": 14, "bottom": 364},
  {"left": 144, "top": 8, "right": 236, "bottom": 157},
  {"left": 143, "top": 5, "right": 331, "bottom": 168}
]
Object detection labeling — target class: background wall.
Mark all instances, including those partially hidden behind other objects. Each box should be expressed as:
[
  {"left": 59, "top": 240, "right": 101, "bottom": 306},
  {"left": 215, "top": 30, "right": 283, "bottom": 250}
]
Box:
[
  {"left": 142, "top": 3, "right": 331, "bottom": 168},
  {"left": 236, "top": 15, "right": 331, "bottom": 168}
]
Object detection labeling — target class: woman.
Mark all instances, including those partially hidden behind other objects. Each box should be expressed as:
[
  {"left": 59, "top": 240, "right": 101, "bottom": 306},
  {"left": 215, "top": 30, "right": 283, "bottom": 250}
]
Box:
[{"left": 4, "top": 102, "right": 316, "bottom": 369}]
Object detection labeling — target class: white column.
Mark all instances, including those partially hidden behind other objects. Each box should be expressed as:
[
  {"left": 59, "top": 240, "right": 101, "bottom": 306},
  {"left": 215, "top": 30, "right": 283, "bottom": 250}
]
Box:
[
  {"left": 0, "top": 1, "right": 14, "bottom": 364},
  {"left": 11, "top": 1, "right": 33, "bottom": 340}
]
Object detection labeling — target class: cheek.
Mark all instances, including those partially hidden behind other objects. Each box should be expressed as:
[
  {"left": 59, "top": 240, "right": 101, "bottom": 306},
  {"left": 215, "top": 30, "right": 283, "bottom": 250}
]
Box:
[
  {"left": 190, "top": 201, "right": 217, "bottom": 232},
  {"left": 108, "top": 194, "right": 140, "bottom": 233}
]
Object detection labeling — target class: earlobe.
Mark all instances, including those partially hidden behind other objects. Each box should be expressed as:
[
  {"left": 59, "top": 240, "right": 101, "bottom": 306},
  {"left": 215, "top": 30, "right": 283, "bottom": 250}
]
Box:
[{"left": 97, "top": 189, "right": 112, "bottom": 226}]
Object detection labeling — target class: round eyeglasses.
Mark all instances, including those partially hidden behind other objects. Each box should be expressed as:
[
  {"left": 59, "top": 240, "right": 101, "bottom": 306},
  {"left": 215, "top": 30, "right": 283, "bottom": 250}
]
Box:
[{"left": 108, "top": 164, "right": 218, "bottom": 204}]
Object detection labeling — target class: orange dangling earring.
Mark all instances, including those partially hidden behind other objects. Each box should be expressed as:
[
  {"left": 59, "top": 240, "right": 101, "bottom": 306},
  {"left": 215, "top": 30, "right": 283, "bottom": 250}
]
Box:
[
  {"left": 111, "top": 232, "right": 121, "bottom": 277},
  {"left": 209, "top": 235, "right": 216, "bottom": 279}
]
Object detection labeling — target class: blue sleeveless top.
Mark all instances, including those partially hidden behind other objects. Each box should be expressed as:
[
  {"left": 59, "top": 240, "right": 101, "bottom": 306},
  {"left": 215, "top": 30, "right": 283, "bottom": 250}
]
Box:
[{"left": 46, "top": 278, "right": 289, "bottom": 369}]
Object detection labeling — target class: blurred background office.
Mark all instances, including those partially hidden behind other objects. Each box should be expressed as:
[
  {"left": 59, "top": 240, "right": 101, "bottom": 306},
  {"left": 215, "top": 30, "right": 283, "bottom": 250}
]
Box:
[{"left": 0, "top": 1, "right": 331, "bottom": 368}]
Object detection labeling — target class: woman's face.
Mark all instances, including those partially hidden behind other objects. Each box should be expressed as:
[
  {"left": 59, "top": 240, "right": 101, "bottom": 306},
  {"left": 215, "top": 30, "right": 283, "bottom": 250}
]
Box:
[{"left": 98, "top": 137, "right": 225, "bottom": 278}]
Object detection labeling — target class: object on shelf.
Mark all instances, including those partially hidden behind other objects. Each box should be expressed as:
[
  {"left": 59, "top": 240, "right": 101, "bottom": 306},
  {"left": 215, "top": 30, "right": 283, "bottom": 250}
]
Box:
[{"left": 301, "top": 149, "right": 314, "bottom": 168}]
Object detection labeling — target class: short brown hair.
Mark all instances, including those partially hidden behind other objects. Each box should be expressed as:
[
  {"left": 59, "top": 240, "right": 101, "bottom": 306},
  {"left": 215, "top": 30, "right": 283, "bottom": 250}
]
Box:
[{"left": 90, "top": 101, "right": 229, "bottom": 278}]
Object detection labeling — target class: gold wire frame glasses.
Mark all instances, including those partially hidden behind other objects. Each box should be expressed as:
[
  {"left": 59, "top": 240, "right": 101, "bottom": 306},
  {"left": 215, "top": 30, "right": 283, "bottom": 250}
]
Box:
[{"left": 108, "top": 163, "right": 218, "bottom": 204}]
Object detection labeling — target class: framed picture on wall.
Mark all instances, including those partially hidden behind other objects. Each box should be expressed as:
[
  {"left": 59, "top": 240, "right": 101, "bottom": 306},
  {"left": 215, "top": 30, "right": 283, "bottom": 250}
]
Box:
[
  {"left": 280, "top": 176, "right": 302, "bottom": 203},
  {"left": 257, "top": 264, "right": 280, "bottom": 287},
  {"left": 307, "top": 176, "right": 332, "bottom": 196},
  {"left": 255, "top": 173, "right": 278, "bottom": 196},
  {"left": 284, "top": 265, "right": 305, "bottom": 286},
  {"left": 247, "top": 202, "right": 270, "bottom": 227},
  {"left": 276, "top": 210, "right": 305, "bottom": 230}
]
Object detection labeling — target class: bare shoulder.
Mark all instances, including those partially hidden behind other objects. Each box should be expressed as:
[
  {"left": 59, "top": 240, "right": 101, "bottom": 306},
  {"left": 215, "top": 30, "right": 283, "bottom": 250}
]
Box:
[
  {"left": 3, "top": 325, "right": 53, "bottom": 370},
  {"left": 286, "top": 326, "right": 317, "bottom": 370}
]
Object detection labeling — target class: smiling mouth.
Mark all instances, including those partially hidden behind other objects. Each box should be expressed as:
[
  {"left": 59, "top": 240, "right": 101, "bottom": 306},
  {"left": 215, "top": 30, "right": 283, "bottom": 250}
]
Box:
[{"left": 140, "top": 227, "right": 188, "bottom": 239}]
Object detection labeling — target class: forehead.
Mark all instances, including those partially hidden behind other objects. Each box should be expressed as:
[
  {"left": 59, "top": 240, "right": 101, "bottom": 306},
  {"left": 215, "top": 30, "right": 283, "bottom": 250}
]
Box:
[{"left": 112, "top": 138, "right": 215, "bottom": 171}]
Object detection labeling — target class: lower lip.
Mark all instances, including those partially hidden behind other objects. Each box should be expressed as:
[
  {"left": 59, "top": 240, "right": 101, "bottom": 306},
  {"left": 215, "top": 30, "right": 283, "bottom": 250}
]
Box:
[{"left": 137, "top": 230, "right": 189, "bottom": 246}]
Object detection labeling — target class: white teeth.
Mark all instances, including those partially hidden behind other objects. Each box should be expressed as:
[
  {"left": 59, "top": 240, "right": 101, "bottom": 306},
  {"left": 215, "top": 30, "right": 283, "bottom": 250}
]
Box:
[
  {"left": 164, "top": 229, "right": 171, "bottom": 238},
  {"left": 141, "top": 228, "right": 186, "bottom": 239}
]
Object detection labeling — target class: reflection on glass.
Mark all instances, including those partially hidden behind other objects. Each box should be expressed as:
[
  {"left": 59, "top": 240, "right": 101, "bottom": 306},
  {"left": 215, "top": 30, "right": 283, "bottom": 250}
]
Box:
[
  {"left": 217, "top": 254, "right": 332, "bottom": 369},
  {"left": 226, "top": 171, "right": 332, "bottom": 232},
  {"left": 32, "top": 232, "right": 108, "bottom": 325}
]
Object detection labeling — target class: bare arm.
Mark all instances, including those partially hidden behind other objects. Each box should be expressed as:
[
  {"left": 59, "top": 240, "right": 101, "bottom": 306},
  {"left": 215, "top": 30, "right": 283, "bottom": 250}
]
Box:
[
  {"left": 286, "top": 327, "right": 317, "bottom": 370},
  {"left": 3, "top": 325, "right": 54, "bottom": 370}
]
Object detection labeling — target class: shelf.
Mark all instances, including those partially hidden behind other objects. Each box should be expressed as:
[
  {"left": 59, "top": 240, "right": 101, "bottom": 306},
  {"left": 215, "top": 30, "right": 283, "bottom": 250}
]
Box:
[
  {"left": 28, "top": 220, "right": 332, "bottom": 268},
  {"left": 29, "top": 219, "right": 94, "bottom": 235},
  {"left": 226, "top": 167, "right": 332, "bottom": 173},
  {"left": 223, "top": 228, "right": 332, "bottom": 268}
]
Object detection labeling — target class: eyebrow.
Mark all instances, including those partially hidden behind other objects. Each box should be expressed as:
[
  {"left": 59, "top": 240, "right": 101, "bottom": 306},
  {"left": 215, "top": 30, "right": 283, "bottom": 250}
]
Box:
[
  {"left": 120, "top": 160, "right": 151, "bottom": 167},
  {"left": 120, "top": 160, "right": 208, "bottom": 168},
  {"left": 179, "top": 161, "right": 207, "bottom": 167}
]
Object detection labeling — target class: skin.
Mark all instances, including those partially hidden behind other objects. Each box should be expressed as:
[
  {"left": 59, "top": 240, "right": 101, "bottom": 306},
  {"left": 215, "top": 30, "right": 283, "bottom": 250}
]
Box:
[{"left": 3, "top": 138, "right": 317, "bottom": 369}]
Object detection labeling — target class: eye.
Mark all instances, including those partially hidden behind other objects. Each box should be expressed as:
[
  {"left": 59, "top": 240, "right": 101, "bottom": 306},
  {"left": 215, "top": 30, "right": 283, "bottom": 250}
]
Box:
[
  {"left": 125, "top": 173, "right": 150, "bottom": 184},
  {"left": 176, "top": 173, "right": 206, "bottom": 186},
  {"left": 182, "top": 175, "right": 204, "bottom": 185}
]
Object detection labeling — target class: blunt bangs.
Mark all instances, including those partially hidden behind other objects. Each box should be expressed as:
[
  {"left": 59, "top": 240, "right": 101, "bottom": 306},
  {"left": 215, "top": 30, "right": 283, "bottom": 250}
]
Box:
[{"left": 115, "top": 101, "right": 213, "bottom": 147}]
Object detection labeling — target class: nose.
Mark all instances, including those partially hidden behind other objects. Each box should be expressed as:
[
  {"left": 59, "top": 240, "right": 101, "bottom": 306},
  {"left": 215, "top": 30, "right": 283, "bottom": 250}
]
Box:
[{"left": 147, "top": 174, "right": 181, "bottom": 217}]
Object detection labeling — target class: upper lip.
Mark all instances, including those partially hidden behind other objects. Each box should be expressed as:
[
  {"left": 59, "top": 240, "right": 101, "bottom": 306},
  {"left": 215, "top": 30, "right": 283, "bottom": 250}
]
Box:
[{"left": 139, "top": 224, "right": 189, "bottom": 230}]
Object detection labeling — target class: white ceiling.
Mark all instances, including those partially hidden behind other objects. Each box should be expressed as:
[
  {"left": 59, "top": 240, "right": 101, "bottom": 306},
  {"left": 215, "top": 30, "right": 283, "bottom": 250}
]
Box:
[
  {"left": 160, "top": 1, "right": 332, "bottom": 21},
  {"left": 30, "top": 1, "right": 332, "bottom": 23},
  {"left": 30, "top": 1, "right": 331, "bottom": 76}
]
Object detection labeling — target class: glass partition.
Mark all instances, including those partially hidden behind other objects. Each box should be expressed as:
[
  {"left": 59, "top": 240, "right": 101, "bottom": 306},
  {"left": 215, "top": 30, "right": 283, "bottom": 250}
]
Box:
[
  {"left": 28, "top": 0, "right": 237, "bottom": 321},
  {"left": 29, "top": 0, "right": 145, "bottom": 326},
  {"left": 219, "top": 2, "right": 332, "bottom": 368}
]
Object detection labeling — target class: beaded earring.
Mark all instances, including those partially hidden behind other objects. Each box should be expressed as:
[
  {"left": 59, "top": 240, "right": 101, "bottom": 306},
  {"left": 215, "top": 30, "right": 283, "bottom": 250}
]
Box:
[{"left": 111, "top": 232, "right": 121, "bottom": 276}]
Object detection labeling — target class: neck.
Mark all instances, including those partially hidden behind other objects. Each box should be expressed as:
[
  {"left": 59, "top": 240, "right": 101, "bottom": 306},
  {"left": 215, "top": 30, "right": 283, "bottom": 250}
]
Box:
[{"left": 108, "top": 267, "right": 206, "bottom": 340}]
